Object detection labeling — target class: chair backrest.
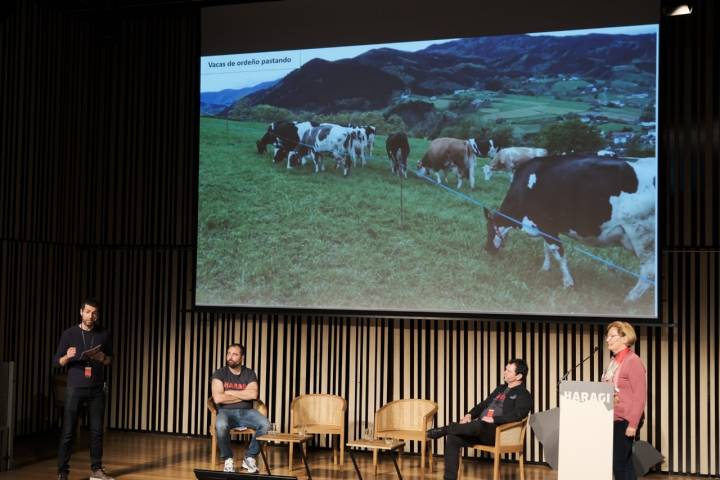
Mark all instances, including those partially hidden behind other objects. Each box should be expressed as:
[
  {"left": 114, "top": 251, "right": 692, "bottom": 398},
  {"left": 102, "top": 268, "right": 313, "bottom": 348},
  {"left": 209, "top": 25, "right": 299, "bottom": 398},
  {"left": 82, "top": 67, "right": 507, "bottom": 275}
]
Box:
[
  {"left": 496, "top": 416, "right": 530, "bottom": 448},
  {"left": 207, "top": 397, "right": 267, "bottom": 435},
  {"left": 254, "top": 400, "right": 268, "bottom": 417},
  {"left": 375, "top": 399, "right": 438, "bottom": 433},
  {"left": 290, "top": 394, "right": 346, "bottom": 432}
]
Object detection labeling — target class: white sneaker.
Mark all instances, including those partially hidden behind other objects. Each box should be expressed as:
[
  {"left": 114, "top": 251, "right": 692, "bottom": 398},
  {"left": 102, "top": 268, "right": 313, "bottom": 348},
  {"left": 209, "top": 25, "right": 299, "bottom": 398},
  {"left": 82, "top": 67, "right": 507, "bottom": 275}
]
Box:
[
  {"left": 89, "top": 469, "right": 115, "bottom": 480},
  {"left": 223, "top": 458, "right": 235, "bottom": 472},
  {"left": 242, "top": 456, "right": 258, "bottom": 473}
]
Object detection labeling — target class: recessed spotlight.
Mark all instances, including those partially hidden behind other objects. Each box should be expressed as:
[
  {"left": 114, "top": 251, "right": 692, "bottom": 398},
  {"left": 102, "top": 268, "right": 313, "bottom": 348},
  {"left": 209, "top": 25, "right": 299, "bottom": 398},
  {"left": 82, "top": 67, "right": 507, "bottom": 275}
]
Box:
[{"left": 666, "top": 5, "right": 693, "bottom": 16}]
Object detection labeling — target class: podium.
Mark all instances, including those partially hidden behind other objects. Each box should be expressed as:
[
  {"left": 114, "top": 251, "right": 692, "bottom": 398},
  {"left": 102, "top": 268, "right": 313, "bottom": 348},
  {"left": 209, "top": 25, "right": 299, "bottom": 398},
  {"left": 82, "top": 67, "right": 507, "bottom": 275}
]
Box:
[{"left": 557, "top": 381, "right": 614, "bottom": 480}]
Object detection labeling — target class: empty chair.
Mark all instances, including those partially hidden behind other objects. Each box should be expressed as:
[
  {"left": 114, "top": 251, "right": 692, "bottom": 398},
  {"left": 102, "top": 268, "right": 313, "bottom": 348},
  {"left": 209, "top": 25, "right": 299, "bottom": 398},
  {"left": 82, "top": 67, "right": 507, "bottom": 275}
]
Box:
[
  {"left": 289, "top": 394, "right": 346, "bottom": 469},
  {"left": 458, "top": 416, "right": 529, "bottom": 480},
  {"left": 374, "top": 399, "right": 438, "bottom": 470}
]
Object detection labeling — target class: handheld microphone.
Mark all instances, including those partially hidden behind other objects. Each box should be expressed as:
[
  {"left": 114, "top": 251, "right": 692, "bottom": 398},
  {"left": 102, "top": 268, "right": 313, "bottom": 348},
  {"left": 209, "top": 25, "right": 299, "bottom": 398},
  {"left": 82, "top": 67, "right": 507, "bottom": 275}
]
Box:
[{"left": 558, "top": 345, "right": 600, "bottom": 385}]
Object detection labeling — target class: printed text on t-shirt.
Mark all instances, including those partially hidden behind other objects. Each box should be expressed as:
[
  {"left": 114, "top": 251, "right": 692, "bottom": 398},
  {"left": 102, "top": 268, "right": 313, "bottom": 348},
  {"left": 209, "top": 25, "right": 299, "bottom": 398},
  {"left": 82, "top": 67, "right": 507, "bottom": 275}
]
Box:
[{"left": 224, "top": 382, "right": 248, "bottom": 390}]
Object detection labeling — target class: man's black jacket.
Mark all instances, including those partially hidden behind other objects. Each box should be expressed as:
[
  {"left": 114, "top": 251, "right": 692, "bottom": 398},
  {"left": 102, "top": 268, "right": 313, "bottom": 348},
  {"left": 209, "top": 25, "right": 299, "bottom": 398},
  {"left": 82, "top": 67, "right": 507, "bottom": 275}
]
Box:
[{"left": 468, "top": 383, "right": 532, "bottom": 425}]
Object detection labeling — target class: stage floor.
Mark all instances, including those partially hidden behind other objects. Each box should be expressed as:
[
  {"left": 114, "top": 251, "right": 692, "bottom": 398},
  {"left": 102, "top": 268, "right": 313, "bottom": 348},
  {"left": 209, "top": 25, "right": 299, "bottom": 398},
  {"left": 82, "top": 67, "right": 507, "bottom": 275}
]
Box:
[{"left": 0, "top": 430, "right": 671, "bottom": 480}]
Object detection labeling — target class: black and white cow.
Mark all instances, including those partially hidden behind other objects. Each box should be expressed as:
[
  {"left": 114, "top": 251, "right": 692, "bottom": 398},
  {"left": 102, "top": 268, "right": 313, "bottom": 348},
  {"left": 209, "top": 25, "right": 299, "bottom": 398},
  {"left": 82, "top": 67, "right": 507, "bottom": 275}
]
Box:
[
  {"left": 364, "top": 126, "right": 376, "bottom": 159},
  {"left": 287, "top": 124, "right": 357, "bottom": 176},
  {"left": 327, "top": 124, "right": 374, "bottom": 166},
  {"left": 256, "top": 120, "right": 316, "bottom": 163},
  {"left": 319, "top": 122, "right": 364, "bottom": 169},
  {"left": 349, "top": 126, "right": 367, "bottom": 166},
  {"left": 386, "top": 132, "right": 410, "bottom": 177},
  {"left": 256, "top": 121, "right": 291, "bottom": 155},
  {"left": 484, "top": 155, "right": 655, "bottom": 302},
  {"left": 417, "top": 137, "right": 494, "bottom": 189}
]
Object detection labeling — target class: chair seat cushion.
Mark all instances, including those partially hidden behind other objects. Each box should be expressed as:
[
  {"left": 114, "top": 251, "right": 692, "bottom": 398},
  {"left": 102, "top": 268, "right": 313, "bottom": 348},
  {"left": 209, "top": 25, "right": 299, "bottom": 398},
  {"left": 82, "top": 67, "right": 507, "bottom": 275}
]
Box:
[{"left": 297, "top": 424, "right": 342, "bottom": 434}]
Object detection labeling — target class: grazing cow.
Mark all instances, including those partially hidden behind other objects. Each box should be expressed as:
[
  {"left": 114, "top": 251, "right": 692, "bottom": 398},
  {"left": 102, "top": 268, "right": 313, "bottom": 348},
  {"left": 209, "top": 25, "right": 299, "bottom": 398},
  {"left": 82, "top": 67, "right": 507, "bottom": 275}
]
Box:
[
  {"left": 364, "top": 126, "right": 376, "bottom": 159},
  {"left": 256, "top": 121, "right": 293, "bottom": 158},
  {"left": 417, "top": 137, "right": 494, "bottom": 189},
  {"left": 256, "top": 121, "right": 316, "bottom": 163},
  {"left": 287, "top": 124, "right": 357, "bottom": 176},
  {"left": 484, "top": 155, "right": 656, "bottom": 302},
  {"left": 488, "top": 147, "right": 548, "bottom": 174},
  {"left": 320, "top": 123, "right": 366, "bottom": 167},
  {"left": 386, "top": 132, "right": 410, "bottom": 177},
  {"left": 351, "top": 126, "right": 367, "bottom": 166},
  {"left": 330, "top": 124, "right": 375, "bottom": 166}
]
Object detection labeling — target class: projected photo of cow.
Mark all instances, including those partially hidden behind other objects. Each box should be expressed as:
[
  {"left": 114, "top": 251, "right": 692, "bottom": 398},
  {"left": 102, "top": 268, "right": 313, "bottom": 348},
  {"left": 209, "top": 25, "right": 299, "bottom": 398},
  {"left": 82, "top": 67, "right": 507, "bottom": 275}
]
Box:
[
  {"left": 198, "top": 24, "right": 659, "bottom": 318},
  {"left": 484, "top": 155, "right": 655, "bottom": 302}
]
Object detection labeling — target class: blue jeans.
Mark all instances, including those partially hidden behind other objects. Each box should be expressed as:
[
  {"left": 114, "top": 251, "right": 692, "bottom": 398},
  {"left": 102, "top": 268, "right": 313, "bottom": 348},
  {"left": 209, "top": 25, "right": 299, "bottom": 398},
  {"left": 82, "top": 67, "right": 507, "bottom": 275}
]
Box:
[{"left": 216, "top": 407, "right": 270, "bottom": 460}]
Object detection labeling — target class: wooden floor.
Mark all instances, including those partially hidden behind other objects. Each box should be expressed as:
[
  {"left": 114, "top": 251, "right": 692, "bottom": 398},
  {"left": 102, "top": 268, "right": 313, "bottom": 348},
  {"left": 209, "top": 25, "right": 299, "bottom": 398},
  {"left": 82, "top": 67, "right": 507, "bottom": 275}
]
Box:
[{"left": 0, "top": 430, "right": 673, "bottom": 480}]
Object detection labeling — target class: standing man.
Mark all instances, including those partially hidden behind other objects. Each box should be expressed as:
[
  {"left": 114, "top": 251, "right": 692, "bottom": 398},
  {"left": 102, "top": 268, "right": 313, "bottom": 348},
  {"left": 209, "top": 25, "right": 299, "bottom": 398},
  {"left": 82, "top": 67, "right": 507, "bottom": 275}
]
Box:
[
  {"left": 54, "top": 298, "right": 113, "bottom": 480},
  {"left": 427, "top": 359, "right": 532, "bottom": 480},
  {"left": 211, "top": 343, "right": 270, "bottom": 473}
]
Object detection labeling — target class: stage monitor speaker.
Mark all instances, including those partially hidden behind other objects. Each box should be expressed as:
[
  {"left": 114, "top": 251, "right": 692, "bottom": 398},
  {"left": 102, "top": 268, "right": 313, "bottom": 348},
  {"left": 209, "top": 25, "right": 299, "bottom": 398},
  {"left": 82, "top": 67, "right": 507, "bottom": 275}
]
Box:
[
  {"left": 194, "top": 469, "right": 297, "bottom": 480},
  {"left": 632, "top": 440, "right": 664, "bottom": 476}
]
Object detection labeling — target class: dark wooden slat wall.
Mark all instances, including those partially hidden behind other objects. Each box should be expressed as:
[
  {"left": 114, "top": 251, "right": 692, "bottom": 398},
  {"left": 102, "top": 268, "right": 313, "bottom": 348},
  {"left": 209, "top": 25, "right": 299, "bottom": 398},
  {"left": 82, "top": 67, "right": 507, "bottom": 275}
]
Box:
[{"left": 1, "top": 0, "right": 718, "bottom": 476}]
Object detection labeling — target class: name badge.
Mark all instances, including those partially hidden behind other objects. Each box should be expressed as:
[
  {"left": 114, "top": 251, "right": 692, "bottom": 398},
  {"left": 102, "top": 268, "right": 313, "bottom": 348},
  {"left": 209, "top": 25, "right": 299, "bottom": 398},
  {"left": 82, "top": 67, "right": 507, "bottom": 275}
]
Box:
[{"left": 84, "top": 366, "right": 92, "bottom": 379}]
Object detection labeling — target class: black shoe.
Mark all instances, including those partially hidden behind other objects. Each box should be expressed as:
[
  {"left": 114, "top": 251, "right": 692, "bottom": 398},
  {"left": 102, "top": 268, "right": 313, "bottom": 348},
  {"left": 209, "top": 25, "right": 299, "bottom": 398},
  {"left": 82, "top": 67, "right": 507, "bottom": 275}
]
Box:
[{"left": 426, "top": 426, "right": 448, "bottom": 439}]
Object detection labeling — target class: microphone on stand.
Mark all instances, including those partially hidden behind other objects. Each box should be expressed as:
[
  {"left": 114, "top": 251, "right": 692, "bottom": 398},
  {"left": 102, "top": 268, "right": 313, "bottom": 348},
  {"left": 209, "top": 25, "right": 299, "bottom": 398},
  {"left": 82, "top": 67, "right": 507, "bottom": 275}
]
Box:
[{"left": 557, "top": 345, "right": 600, "bottom": 386}]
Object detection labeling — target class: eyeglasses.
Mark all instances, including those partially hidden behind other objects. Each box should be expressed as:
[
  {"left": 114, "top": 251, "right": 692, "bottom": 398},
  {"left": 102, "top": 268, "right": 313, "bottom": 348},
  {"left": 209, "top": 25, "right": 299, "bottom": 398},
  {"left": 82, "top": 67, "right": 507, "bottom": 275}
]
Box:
[{"left": 606, "top": 333, "right": 621, "bottom": 339}]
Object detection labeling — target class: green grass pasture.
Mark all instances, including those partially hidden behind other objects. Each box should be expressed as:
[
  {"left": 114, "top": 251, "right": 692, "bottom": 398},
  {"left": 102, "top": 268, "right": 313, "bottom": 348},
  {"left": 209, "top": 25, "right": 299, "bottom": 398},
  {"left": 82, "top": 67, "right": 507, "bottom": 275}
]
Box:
[{"left": 197, "top": 117, "right": 655, "bottom": 317}]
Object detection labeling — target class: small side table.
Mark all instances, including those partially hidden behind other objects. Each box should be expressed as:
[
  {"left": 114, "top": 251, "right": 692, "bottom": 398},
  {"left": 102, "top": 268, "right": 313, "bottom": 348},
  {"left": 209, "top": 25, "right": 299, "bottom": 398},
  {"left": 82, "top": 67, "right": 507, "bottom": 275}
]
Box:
[
  {"left": 346, "top": 439, "right": 405, "bottom": 480},
  {"left": 257, "top": 432, "right": 313, "bottom": 479}
]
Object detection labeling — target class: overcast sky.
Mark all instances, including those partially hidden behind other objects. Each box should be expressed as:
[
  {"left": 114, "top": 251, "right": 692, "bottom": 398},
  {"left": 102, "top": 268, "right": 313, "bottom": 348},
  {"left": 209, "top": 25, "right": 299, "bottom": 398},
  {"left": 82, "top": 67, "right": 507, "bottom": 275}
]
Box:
[
  {"left": 528, "top": 24, "right": 657, "bottom": 36},
  {"left": 200, "top": 24, "right": 658, "bottom": 93},
  {"left": 200, "top": 39, "right": 452, "bottom": 93}
]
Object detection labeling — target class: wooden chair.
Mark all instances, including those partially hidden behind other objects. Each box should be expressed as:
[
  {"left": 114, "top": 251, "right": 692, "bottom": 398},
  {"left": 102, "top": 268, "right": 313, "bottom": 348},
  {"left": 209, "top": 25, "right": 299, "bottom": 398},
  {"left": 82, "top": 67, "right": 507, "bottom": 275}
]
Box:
[
  {"left": 207, "top": 397, "right": 268, "bottom": 466},
  {"left": 374, "top": 399, "right": 438, "bottom": 470},
  {"left": 289, "top": 394, "right": 346, "bottom": 469},
  {"left": 458, "top": 416, "right": 530, "bottom": 480}
]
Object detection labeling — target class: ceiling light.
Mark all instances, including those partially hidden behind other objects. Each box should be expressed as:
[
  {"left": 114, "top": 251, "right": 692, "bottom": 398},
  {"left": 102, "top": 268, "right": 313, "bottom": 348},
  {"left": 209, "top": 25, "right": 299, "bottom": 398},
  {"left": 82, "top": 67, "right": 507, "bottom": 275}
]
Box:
[{"left": 666, "top": 5, "right": 693, "bottom": 15}]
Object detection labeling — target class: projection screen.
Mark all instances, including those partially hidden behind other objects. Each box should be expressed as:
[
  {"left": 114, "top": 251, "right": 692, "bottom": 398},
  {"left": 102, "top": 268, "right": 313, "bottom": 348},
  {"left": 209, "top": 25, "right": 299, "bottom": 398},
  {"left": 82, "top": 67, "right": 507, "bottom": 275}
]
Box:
[{"left": 198, "top": 2, "right": 659, "bottom": 319}]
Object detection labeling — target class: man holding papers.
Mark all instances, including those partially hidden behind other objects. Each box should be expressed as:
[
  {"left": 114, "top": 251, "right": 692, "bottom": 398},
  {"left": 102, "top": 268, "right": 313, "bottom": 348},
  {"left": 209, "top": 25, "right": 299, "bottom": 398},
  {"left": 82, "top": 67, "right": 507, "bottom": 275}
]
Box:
[{"left": 53, "top": 298, "right": 113, "bottom": 480}]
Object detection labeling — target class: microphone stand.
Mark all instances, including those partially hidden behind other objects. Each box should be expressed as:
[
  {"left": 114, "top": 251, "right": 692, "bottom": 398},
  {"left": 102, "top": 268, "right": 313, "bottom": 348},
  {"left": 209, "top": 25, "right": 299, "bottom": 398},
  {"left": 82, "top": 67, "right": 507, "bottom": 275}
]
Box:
[{"left": 557, "top": 345, "right": 600, "bottom": 387}]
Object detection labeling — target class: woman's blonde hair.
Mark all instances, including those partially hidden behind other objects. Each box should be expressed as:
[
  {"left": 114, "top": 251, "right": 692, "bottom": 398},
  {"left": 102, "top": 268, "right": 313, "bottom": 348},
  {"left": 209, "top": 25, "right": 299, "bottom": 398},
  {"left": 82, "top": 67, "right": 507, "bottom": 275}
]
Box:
[{"left": 606, "top": 321, "right": 637, "bottom": 347}]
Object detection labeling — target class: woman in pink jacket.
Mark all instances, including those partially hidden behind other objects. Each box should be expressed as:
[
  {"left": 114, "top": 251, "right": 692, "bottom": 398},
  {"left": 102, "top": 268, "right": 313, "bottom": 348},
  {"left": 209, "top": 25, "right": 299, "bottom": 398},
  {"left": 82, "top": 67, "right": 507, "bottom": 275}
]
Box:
[{"left": 602, "top": 321, "right": 647, "bottom": 480}]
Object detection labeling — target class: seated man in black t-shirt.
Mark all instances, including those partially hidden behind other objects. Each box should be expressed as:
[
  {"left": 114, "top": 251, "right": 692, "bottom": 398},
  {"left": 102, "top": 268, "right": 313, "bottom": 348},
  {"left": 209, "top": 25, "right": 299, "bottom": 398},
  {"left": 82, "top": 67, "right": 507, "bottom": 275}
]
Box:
[
  {"left": 211, "top": 343, "right": 270, "bottom": 473},
  {"left": 427, "top": 358, "right": 532, "bottom": 480}
]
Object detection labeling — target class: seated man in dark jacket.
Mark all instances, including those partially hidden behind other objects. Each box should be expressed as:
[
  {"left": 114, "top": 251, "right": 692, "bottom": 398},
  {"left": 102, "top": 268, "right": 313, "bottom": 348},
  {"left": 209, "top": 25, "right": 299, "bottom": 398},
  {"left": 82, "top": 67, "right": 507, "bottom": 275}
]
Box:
[{"left": 427, "top": 358, "right": 532, "bottom": 480}]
